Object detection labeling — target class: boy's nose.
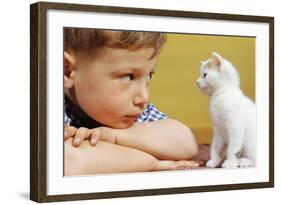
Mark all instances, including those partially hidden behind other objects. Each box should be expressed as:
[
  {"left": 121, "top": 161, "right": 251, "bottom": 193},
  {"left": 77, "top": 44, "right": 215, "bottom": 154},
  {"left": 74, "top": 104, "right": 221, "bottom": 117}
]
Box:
[{"left": 133, "top": 86, "right": 149, "bottom": 108}]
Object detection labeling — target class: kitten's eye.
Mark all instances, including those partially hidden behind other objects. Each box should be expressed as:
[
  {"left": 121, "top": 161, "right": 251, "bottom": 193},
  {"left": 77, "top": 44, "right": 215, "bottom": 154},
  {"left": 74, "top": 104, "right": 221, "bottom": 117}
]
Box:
[{"left": 203, "top": 73, "right": 207, "bottom": 78}]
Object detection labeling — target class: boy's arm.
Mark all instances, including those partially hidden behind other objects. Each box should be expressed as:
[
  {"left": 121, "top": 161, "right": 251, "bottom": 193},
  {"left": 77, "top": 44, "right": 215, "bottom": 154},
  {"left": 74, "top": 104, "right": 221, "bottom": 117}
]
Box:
[
  {"left": 116, "top": 119, "right": 198, "bottom": 160},
  {"left": 64, "top": 138, "right": 159, "bottom": 176},
  {"left": 64, "top": 119, "right": 198, "bottom": 164},
  {"left": 64, "top": 138, "right": 198, "bottom": 176}
]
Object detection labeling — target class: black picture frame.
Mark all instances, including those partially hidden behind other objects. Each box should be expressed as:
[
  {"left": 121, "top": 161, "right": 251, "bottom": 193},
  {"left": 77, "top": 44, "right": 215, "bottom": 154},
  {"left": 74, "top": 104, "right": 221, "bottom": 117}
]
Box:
[{"left": 30, "top": 1, "right": 274, "bottom": 202}]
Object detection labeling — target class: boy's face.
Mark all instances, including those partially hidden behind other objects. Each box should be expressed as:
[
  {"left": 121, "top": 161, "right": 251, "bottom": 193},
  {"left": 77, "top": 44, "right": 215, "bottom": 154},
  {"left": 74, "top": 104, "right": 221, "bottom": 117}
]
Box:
[{"left": 65, "top": 47, "right": 159, "bottom": 128}]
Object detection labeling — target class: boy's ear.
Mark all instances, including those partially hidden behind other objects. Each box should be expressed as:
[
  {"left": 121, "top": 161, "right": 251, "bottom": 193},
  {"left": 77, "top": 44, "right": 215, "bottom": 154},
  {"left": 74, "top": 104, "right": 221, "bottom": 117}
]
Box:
[
  {"left": 211, "top": 52, "right": 222, "bottom": 72},
  {"left": 64, "top": 51, "right": 77, "bottom": 89}
]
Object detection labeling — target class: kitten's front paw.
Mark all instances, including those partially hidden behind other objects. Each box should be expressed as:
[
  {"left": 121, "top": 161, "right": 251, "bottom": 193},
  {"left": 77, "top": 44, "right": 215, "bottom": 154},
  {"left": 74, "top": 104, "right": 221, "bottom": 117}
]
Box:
[
  {"left": 221, "top": 159, "right": 239, "bottom": 169},
  {"left": 206, "top": 159, "right": 220, "bottom": 168},
  {"left": 239, "top": 158, "right": 254, "bottom": 168}
]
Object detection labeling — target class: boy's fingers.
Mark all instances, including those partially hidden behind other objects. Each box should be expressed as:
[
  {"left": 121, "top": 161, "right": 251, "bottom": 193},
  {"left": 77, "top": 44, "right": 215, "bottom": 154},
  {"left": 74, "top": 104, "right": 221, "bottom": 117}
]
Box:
[
  {"left": 90, "top": 129, "right": 101, "bottom": 146},
  {"left": 64, "top": 126, "right": 77, "bottom": 140},
  {"left": 172, "top": 160, "right": 199, "bottom": 170},
  {"left": 185, "top": 160, "right": 199, "bottom": 166},
  {"left": 185, "top": 161, "right": 199, "bottom": 167},
  {"left": 73, "top": 127, "right": 90, "bottom": 147},
  {"left": 90, "top": 135, "right": 99, "bottom": 146}
]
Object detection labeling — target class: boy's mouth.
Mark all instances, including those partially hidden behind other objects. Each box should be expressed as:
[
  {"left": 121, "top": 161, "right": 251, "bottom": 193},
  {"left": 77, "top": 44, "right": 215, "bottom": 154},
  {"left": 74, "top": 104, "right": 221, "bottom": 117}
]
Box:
[{"left": 125, "top": 114, "right": 140, "bottom": 121}]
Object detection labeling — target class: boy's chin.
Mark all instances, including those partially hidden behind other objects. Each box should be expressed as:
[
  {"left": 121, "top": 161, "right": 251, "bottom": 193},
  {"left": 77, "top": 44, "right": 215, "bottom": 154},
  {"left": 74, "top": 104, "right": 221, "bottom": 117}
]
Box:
[{"left": 107, "top": 121, "right": 135, "bottom": 129}]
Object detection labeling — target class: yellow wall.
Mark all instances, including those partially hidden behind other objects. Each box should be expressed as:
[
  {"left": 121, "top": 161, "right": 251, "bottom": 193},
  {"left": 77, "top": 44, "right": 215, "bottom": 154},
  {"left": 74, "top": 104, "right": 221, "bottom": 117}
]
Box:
[{"left": 150, "top": 33, "right": 255, "bottom": 144}]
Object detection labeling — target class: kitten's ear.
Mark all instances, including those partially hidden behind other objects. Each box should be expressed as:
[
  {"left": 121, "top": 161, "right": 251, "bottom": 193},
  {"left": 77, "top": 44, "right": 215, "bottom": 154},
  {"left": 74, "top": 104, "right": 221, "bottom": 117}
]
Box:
[
  {"left": 201, "top": 61, "right": 206, "bottom": 66},
  {"left": 211, "top": 52, "right": 222, "bottom": 72}
]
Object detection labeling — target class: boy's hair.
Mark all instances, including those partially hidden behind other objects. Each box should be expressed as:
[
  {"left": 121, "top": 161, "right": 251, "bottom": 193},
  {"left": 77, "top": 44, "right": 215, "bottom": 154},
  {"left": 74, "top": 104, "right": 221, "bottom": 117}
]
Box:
[{"left": 64, "top": 28, "right": 167, "bottom": 58}]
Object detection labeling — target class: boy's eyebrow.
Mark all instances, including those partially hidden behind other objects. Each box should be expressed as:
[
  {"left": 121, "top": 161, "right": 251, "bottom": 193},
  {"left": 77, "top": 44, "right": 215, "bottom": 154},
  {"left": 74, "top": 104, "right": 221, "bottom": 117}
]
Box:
[{"left": 112, "top": 63, "right": 157, "bottom": 74}]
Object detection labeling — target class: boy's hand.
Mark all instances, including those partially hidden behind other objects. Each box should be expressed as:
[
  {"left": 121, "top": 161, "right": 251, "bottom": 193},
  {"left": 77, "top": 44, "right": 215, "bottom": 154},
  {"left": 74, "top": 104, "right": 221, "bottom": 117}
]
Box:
[
  {"left": 64, "top": 125, "right": 78, "bottom": 141},
  {"left": 171, "top": 160, "right": 199, "bottom": 170},
  {"left": 152, "top": 160, "right": 199, "bottom": 171},
  {"left": 64, "top": 125, "right": 90, "bottom": 147},
  {"left": 64, "top": 125, "right": 118, "bottom": 147},
  {"left": 64, "top": 126, "right": 91, "bottom": 147},
  {"left": 89, "top": 127, "right": 117, "bottom": 146}
]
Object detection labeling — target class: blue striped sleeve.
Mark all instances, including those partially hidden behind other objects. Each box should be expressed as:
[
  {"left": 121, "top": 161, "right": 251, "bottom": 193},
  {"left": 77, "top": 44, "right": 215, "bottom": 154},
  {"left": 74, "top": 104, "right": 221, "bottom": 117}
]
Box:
[{"left": 136, "top": 103, "right": 168, "bottom": 122}]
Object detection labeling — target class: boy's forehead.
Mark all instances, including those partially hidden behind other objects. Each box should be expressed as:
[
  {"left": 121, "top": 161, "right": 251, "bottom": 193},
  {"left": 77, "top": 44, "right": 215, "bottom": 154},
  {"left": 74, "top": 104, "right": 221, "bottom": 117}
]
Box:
[
  {"left": 97, "top": 47, "right": 159, "bottom": 70},
  {"left": 104, "top": 47, "right": 156, "bottom": 59},
  {"left": 111, "top": 60, "right": 158, "bottom": 73}
]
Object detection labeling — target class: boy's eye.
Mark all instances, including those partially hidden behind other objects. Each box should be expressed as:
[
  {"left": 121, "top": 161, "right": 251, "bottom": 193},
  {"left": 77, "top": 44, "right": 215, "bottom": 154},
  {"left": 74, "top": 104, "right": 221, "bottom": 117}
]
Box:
[
  {"left": 121, "top": 74, "right": 134, "bottom": 81},
  {"left": 120, "top": 72, "right": 155, "bottom": 81},
  {"left": 147, "top": 72, "right": 155, "bottom": 80},
  {"left": 203, "top": 73, "right": 207, "bottom": 78}
]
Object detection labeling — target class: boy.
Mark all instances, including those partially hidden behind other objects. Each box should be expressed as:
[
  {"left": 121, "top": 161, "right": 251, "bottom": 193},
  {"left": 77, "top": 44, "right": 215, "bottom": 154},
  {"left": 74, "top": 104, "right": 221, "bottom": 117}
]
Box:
[{"left": 64, "top": 28, "right": 198, "bottom": 175}]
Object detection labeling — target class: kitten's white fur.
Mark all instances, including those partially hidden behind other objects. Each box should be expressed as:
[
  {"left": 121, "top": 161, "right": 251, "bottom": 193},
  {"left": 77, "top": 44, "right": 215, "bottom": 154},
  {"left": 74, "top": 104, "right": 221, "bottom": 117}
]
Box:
[{"left": 196, "top": 52, "right": 256, "bottom": 168}]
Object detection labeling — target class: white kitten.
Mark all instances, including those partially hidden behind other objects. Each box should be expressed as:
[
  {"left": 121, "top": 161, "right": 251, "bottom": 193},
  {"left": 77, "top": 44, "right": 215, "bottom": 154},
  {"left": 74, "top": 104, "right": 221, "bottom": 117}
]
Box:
[{"left": 196, "top": 52, "right": 256, "bottom": 168}]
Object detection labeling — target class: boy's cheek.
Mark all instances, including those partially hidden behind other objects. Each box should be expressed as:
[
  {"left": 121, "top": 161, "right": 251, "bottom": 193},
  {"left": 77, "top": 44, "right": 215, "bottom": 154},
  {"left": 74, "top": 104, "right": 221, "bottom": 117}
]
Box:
[{"left": 104, "top": 95, "right": 131, "bottom": 111}]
